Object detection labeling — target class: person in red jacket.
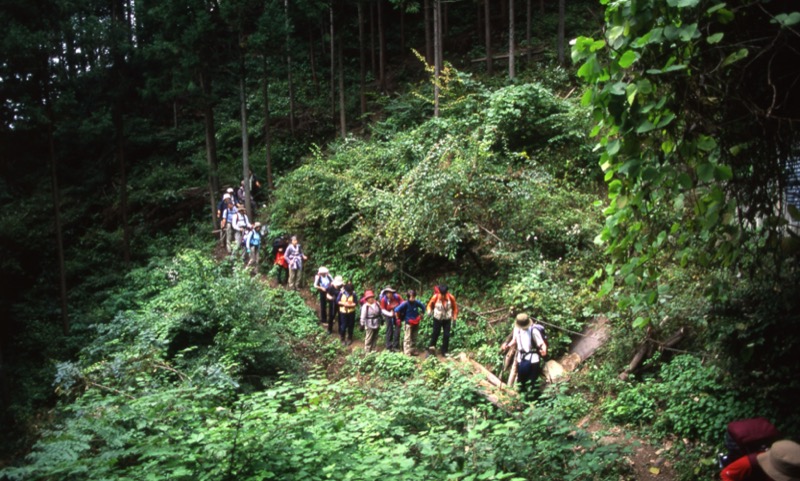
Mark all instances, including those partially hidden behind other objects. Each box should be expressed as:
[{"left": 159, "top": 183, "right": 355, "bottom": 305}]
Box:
[
  {"left": 721, "top": 440, "right": 800, "bottom": 481},
  {"left": 379, "top": 286, "right": 403, "bottom": 352},
  {"left": 426, "top": 284, "right": 458, "bottom": 358}
]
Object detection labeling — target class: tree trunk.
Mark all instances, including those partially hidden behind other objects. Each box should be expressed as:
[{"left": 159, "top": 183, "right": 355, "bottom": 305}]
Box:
[
  {"left": 370, "top": 0, "right": 376, "bottom": 76},
  {"left": 330, "top": 6, "right": 335, "bottom": 125},
  {"left": 284, "top": 0, "right": 295, "bottom": 135},
  {"left": 338, "top": 39, "right": 346, "bottom": 138},
  {"left": 239, "top": 46, "right": 252, "bottom": 218},
  {"left": 526, "top": 0, "right": 532, "bottom": 64},
  {"left": 199, "top": 71, "right": 220, "bottom": 228},
  {"left": 48, "top": 114, "right": 69, "bottom": 335},
  {"left": 484, "top": 0, "right": 492, "bottom": 74},
  {"left": 377, "top": 0, "right": 386, "bottom": 91},
  {"left": 433, "top": 0, "right": 441, "bottom": 117},
  {"left": 358, "top": 2, "right": 367, "bottom": 116},
  {"left": 309, "top": 30, "right": 319, "bottom": 95},
  {"left": 112, "top": 0, "right": 131, "bottom": 265},
  {"left": 173, "top": 100, "right": 178, "bottom": 129},
  {"left": 509, "top": 0, "right": 515, "bottom": 79},
  {"left": 424, "top": 0, "right": 432, "bottom": 64},
  {"left": 557, "top": 0, "right": 565, "bottom": 66},
  {"left": 261, "top": 56, "right": 274, "bottom": 193},
  {"left": 114, "top": 108, "right": 131, "bottom": 265},
  {"left": 400, "top": 7, "right": 405, "bottom": 53}
]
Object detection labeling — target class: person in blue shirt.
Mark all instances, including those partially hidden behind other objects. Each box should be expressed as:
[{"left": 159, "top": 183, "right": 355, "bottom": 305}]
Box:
[{"left": 394, "top": 290, "right": 426, "bottom": 356}]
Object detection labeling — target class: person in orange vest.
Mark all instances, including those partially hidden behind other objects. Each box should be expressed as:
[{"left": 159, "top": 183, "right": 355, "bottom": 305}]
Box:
[
  {"left": 426, "top": 284, "right": 458, "bottom": 358},
  {"left": 337, "top": 282, "right": 358, "bottom": 346}
]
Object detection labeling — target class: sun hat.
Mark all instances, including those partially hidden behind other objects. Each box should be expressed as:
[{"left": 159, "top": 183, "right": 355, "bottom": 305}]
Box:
[
  {"left": 332, "top": 276, "right": 344, "bottom": 288},
  {"left": 318, "top": 266, "right": 329, "bottom": 275},
  {"left": 757, "top": 440, "right": 800, "bottom": 481},
  {"left": 383, "top": 285, "right": 396, "bottom": 293},
  {"left": 515, "top": 313, "right": 532, "bottom": 329},
  {"left": 363, "top": 290, "right": 375, "bottom": 300},
  {"left": 253, "top": 222, "right": 261, "bottom": 228},
  {"left": 226, "top": 187, "right": 234, "bottom": 193},
  {"left": 223, "top": 193, "right": 231, "bottom": 200}
]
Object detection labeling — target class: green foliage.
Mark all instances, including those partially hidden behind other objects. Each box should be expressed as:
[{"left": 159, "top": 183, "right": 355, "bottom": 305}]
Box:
[
  {"left": 602, "top": 355, "right": 762, "bottom": 444},
  {"left": 344, "top": 350, "right": 418, "bottom": 381},
  {"left": 573, "top": 0, "right": 800, "bottom": 327}
]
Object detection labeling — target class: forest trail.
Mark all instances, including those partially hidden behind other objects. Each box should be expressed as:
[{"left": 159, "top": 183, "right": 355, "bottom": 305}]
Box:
[{"left": 214, "top": 243, "right": 678, "bottom": 481}]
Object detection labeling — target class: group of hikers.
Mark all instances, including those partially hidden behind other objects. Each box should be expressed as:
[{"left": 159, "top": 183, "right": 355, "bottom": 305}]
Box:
[{"left": 214, "top": 185, "right": 548, "bottom": 397}]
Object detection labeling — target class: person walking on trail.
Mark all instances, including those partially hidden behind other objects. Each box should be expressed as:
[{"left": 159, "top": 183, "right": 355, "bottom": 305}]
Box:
[
  {"left": 503, "top": 313, "right": 547, "bottom": 400},
  {"left": 216, "top": 190, "right": 233, "bottom": 239},
  {"left": 244, "top": 222, "right": 262, "bottom": 269},
  {"left": 325, "top": 276, "right": 344, "bottom": 334},
  {"left": 426, "top": 284, "right": 458, "bottom": 358},
  {"left": 313, "top": 267, "right": 333, "bottom": 324},
  {"left": 379, "top": 286, "right": 403, "bottom": 352},
  {"left": 232, "top": 205, "right": 251, "bottom": 258},
  {"left": 360, "top": 290, "right": 382, "bottom": 353},
  {"left": 220, "top": 200, "right": 238, "bottom": 254},
  {"left": 394, "top": 290, "right": 426, "bottom": 356},
  {"left": 273, "top": 246, "right": 288, "bottom": 285},
  {"left": 337, "top": 282, "right": 358, "bottom": 346},
  {"left": 284, "top": 236, "right": 307, "bottom": 291},
  {"left": 721, "top": 439, "right": 800, "bottom": 481}
]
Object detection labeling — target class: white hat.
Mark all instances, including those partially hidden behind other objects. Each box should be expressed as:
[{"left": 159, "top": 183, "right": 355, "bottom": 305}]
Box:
[
  {"left": 226, "top": 187, "right": 234, "bottom": 193},
  {"left": 318, "top": 266, "right": 329, "bottom": 275},
  {"left": 223, "top": 193, "right": 231, "bottom": 200}
]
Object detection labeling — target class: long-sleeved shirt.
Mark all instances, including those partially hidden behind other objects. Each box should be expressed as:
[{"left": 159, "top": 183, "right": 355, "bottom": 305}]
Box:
[
  {"left": 284, "top": 243, "right": 304, "bottom": 270},
  {"left": 379, "top": 292, "right": 404, "bottom": 318},
  {"left": 426, "top": 293, "right": 458, "bottom": 321},
  {"left": 394, "top": 299, "right": 426, "bottom": 324},
  {"left": 360, "top": 302, "right": 382, "bottom": 329},
  {"left": 721, "top": 453, "right": 772, "bottom": 481}
]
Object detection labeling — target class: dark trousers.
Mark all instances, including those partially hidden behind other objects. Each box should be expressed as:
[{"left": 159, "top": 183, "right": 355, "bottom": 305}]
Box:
[
  {"left": 339, "top": 312, "right": 355, "bottom": 340},
  {"left": 384, "top": 315, "right": 400, "bottom": 350},
  {"left": 429, "top": 318, "right": 452, "bottom": 356},
  {"left": 327, "top": 301, "right": 338, "bottom": 333},
  {"left": 276, "top": 266, "right": 288, "bottom": 285},
  {"left": 318, "top": 291, "right": 330, "bottom": 323},
  {"left": 517, "top": 358, "right": 542, "bottom": 400}
]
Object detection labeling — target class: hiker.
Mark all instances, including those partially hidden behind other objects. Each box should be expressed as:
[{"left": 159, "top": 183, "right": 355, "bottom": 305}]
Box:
[
  {"left": 360, "top": 290, "right": 382, "bottom": 353},
  {"left": 337, "top": 282, "right": 358, "bottom": 345},
  {"left": 324, "top": 276, "right": 344, "bottom": 334},
  {"left": 273, "top": 246, "right": 288, "bottom": 285},
  {"left": 248, "top": 169, "right": 262, "bottom": 200},
  {"left": 284, "top": 236, "right": 307, "bottom": 291},
  {"left": 721, "top": 439, "right": 800, "bottom": 481},
  {"left": 220, "top": 200, "right": 238, "bottom": 254},
  {"left": 313, "top": 267, "right": 334, "bottom": 324},
  {"left": 379, "top": 286, "right": 404, "bottom": 352},
  {"left": 426, "top": 284, "right": 459, "bottom": 358},
  {"left": 244, "top": 222, "right": 262, "bottom": 268},
  {"left": 232, "top": 205, "right": 251, "bottom": 257},
  {"left": 503, "top": 313, "right": 547, "bottom": 399},
  {"left": 394, "top": 290, "right": 426, "bottom": 356},
  {"left": 216, "top": 190, "right": 233, "bottom": 238}
]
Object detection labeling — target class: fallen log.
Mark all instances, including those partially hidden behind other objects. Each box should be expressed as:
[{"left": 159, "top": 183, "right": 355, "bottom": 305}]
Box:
[
  {"left": 457, "top": 353, "right": 503, "bottom": 387},
  {"left": 508, "top": 359, "right": 518, "bottom": 386},
  {"left": 541, "top": 315, "right": 611, "bottom": 383}
]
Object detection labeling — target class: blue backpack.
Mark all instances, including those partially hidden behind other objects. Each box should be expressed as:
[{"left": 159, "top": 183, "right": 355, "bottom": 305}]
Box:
[{"left": 250, "top": 231, "right": 261, "bottom": 247}]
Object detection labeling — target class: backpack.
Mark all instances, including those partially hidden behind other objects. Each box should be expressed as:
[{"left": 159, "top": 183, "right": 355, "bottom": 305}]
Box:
[
  {"left": 532, "top": 320, "right": 547, "bottom": 346},
  {"left": 249, "top": 231, "right": 261, "bottom": 247},
  {"left": 718, "top": 417, "right": 780, "bottom": 468}
]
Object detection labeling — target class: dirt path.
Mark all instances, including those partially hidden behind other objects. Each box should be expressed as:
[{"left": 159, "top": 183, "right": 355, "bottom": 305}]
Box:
[{"left": 220, "top": 247, "right": 677, "bottom": 481}]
